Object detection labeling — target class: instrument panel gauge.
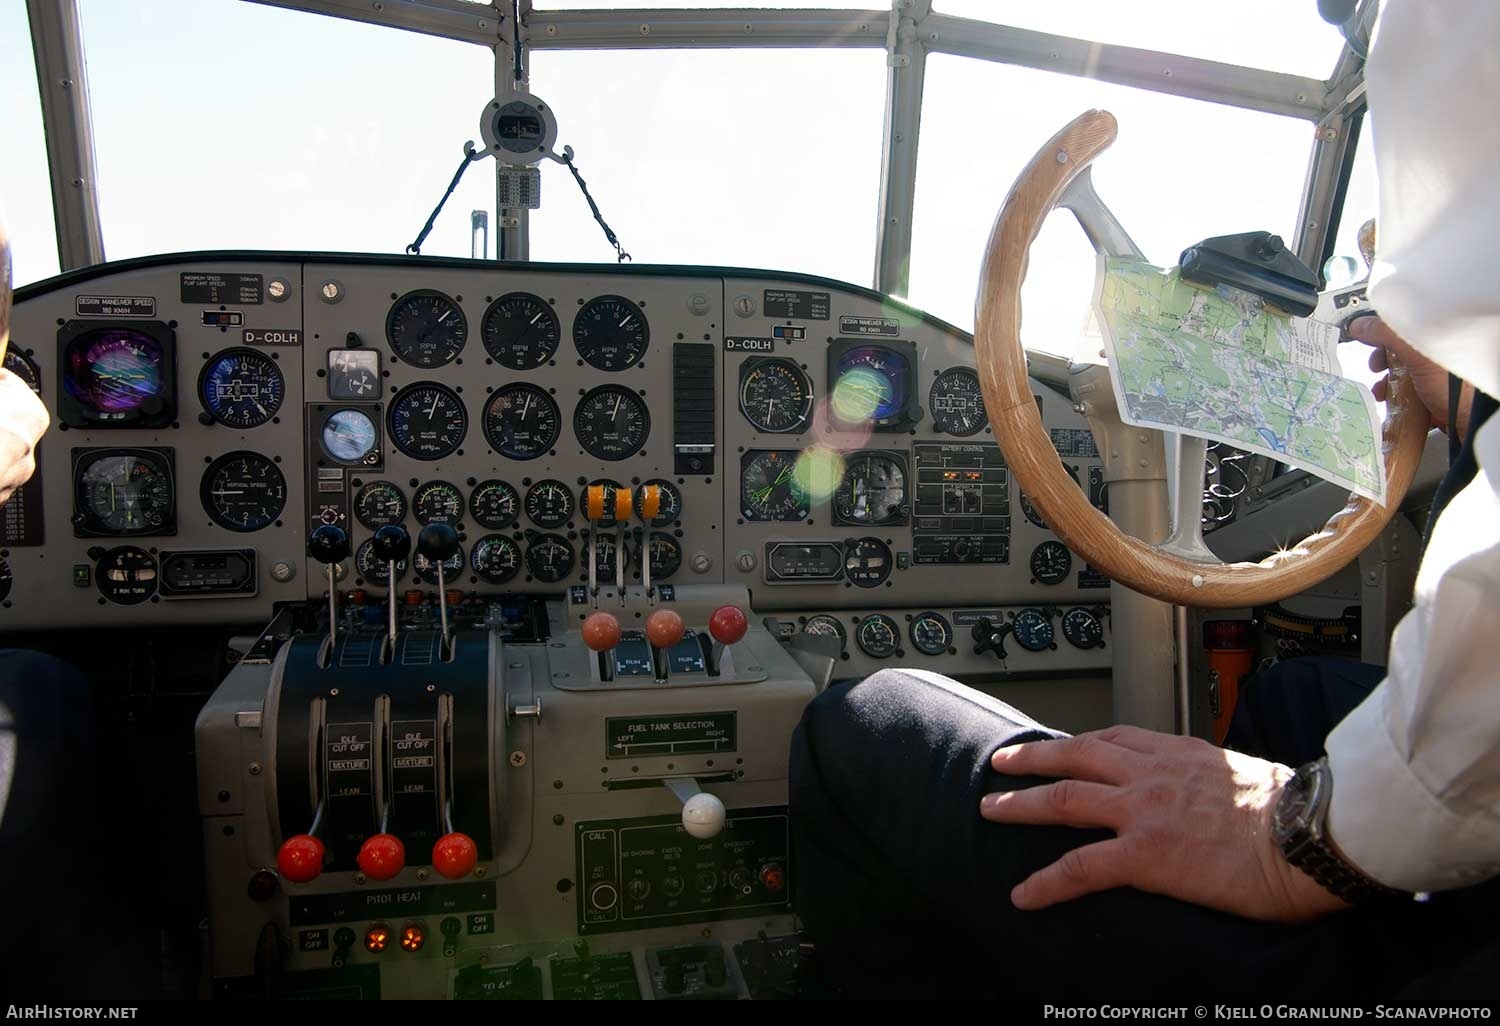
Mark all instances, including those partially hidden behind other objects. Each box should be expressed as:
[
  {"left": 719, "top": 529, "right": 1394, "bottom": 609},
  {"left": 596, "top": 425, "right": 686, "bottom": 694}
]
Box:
[
  {"left": 573, "top": 295, "right": 649, "bottom": 371},
  {"left": 61, "top": 325, "right": 173, "bottom": 427},
  {"left": 929, "top": 368, "right": 988, "bottom": 436},
  {"left": 414, "top": 480, "right": 465, "bottom": 525},
  {"left": 388, "top": 383, "right": 467, "bottom": 461},
  {"left": 3, "top": 349, "right": 41, "bottom": 393},
  {"left": 353, "top": 480, "right": 407, "bottom": 529},
  {"left": 834, "top": 453, "right": 907, "bottom": 526},
  {"left": 637, "top": 478, "right": 682, "bottom": 525},
  {"left": 95, "top": 546, "right": 158, "bottom": 605},
  {"left": 740, "top": 450, "right": 809, "bottom": 522},
  {"left": 588, "top": 532, "right": 622, "bottom": 580},
  {"left": 574, "top": 385, "right": 650, "bottom": 461},
  {"left": 386, "top": 290, "right": 467, "bottom": 368},
  {"left": 469, "top": 479, "right": 520, "bottom": 529},
  {"left": 739, "top": 358, "right": 813, "bottom": 434},
  {"left": 74, "top": 449, "right": 175, "bottom": 536},
  {"left": 414, "top": 542, "right": 465, "bottom": 585},
  {"left": 1062, "top": 607, "right": 1106, "bottom": 649},
  {"left": 525, "top": 533, "right": 576, "bottom": 583},
  {"left": 581, "top": 479, "right": 627, "bottom": 525},
  {"left": 844, "top": 537, "right": 893, "bottom": 589},
  {"left": 483, "top": 383, "right": 560, "bottom": 461},
  {"left": 855, "top": 614, "right": 901, "bottom": 659},
  {"left": 321, "top": 408, "right": 379, "bottom": 465},
  {"left": 802, "top": 614, "right": 847, "bottom": 652},
  {"left": 200, "top": 451, "right": 286, "bottom": 532},
  {"left": 356, "top": 539, "right": 407, "bottom": 585},
  {"left": 524, "top": 479, "right": 575, "bottom": 529},
  {"left": 198, "top": 348, "right": 284, "bottom": 429},
  {"left": 647, "top": 532, "right": 682, "bottom": 580},
  {"left": 471, "top": 534, "right": 522, "bottom": 585},
  {"left": 909, "top": 611, "right": 953, "bottom": 656},
  {"left": 1020, "top": 493, "right": 1047, "bottom": 529},
  {"left": 1029, "top": 540, "right": 1073, "bottom": 585},
  {"left": 482, "top": 292, "right": 559, "bottom": 370},
  {"left": 1012, "top": 608, "right": 1055, "bottom": 652},
  {"left": 828, "top": 341, "right": 916, "bottom": 429}
]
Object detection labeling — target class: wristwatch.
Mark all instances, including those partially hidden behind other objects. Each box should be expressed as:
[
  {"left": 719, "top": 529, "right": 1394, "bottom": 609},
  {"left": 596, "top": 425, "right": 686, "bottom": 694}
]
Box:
[{"left": 1272, "top": 757, "right": 1408, "bottom": 904}]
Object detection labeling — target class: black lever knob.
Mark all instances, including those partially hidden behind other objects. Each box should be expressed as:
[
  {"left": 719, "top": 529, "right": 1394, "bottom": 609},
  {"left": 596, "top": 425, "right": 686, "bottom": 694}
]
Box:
[
  {"left": 308, "top": 524, "right": 350, "bottom": 565},
  {"left": 417, "top": 523, "right": 460, "bottom": 563},
  {"left": 971, "top": 617, "right": 1012, "bottom": 660},
  {"left": 371, "top": 523, "right": 412, "bottom": 563}
]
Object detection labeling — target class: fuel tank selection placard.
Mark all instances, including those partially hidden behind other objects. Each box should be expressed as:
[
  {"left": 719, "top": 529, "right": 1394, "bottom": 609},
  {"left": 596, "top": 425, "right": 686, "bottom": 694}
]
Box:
[{"left": 605, "top": 711, "right": 737, "bottom": 759}]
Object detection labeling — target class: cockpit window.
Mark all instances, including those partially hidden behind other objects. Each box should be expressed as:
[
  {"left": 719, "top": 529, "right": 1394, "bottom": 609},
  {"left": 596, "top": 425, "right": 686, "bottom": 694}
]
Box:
[
  {"left": 907, "top": 54, "right": 1312, "bottom": 358},
  {"left": 0, "top": 2, "right": 60, "bottom": 287},
  {"left": 75, "top": 0, "right": 494, "bottom": 262},
  {"left": 526, "top": 48, "right": 885, "bottom": 281},
  {"left": 935, "top": 0, "right": 1346, "bottom": 79}
]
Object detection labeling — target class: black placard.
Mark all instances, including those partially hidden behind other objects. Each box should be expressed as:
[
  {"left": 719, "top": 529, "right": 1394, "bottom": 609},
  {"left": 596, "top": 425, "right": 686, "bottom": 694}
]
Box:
[
  {"left": 75, "top": 295, "right": 155, "bottom": 318},
  {"left": 288, "top": 881, "right": 496, "bottom": 926},
  {"left": 180, "top": 272, "right": 264, "bottom": 305},
  {"left": 1, "top": 465, "right": 44, "bottom": 547},
  {"left": 763, "top": 289, "right": 829, "bottom": 321},
  {"left": 606, "top": 711, "right": 737, "bottom": 758},
  {"left": 839, "top": 314, "right": 899, "bottom": 336}
]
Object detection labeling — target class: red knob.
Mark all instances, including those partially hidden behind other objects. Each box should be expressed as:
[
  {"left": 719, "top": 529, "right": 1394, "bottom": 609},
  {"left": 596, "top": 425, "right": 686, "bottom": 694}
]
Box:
[
  {"left": 709, "top": 605, "right": 748, "bottom": 645},
  {"left": 277, "top": 834, "right": 326, "bottom": 883},
  {"left": 431, "top": 832, "right": 479, "bottom": 880},
  {"left": 357, "top": 833, "right": 406, "bottom": 881},
  {"left": 646, "top": 609, "right": 686, "bottom": 649},
  {"left": 582, "top": 611, "right": 622, "bottom": 652}
]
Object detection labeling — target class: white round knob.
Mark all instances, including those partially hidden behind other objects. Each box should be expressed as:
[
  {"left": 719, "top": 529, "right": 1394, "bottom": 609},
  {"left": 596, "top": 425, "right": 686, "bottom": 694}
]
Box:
[{"left": 681, "top": 792, "right": 726, "bottom": 839}]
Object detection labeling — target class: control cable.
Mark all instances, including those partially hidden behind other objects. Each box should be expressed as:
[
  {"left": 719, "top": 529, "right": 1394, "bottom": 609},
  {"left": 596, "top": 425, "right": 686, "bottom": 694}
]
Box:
[
  {"left": 562, "top": 152, "right": 632, "bottom": 263},
  {"left": 406, "top": 142, "right": 483, "bottom": 256},
  {"left": 512, "top": 0, "right": 524, "bottom": 82}
]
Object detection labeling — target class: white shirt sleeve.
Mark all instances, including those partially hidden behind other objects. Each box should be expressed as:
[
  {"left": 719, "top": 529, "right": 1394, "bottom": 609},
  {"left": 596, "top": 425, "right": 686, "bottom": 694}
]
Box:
[{"left": 1324, "top": 415, "right": 1500, "bottom": 893}]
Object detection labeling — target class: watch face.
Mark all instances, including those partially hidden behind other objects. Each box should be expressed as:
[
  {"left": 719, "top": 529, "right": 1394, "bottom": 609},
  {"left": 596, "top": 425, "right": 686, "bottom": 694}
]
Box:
[{"left": 1272, "top": 761, "right": 1324, "bottom": 848}]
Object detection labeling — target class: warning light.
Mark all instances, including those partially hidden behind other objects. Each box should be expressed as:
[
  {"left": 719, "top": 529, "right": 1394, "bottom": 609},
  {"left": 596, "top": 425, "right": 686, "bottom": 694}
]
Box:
[
  {"left": 364, "top": 923, "right": 391, "bottom": 953},
  {"left": 400, "top": 924, "right": 426, "bottom": 953}
]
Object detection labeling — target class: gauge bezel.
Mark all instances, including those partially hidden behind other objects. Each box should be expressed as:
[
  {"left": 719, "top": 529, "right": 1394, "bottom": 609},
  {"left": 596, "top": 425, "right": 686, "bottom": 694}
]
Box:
[
  {"left": 738, "top": 357, "right": 814, "bottom": 434},
  {"left": 94, "top": 545, "right": 159, "bottom": 605},
  {"left": 572, "top": 295, "right": 650, "bottom": 372},
  {"left": 471, "top": 534, "right": 522, "bottom": 585},
  {"left": 647, "top": 531, "right": 683, "bottom": 580},
  {"left": 413, "top": 543, "right": 466, "bottom": 586},
  {"left": 481, "top": 292, "right": 560, "bottom": 370},
  {"left": 524, "top": 479, "right": 575, "bottom": 529},
  {"left": 482, "top": 383, "right": 560, "bottom": 461},
  {"left": 197, "top": 346, "right": 285, "bottom": 429},
  {"left": 355, "top": 539, "right": 407, "bottom": 585},
  {"left": 825, "top": 338, "right": 921, "bottom": 432},
  {"left": 3, "top": 349, "right": 41, "bottom": 393},
  {"left": 385, "top": 289, "right": 468, "bottom": 368},
  {"left": 71, "top": 446, "right": 177, "bottom": 538},
  {"left": 469, "top": 480, "right": 521, "bottom": 530},
  {"left": 387, "top": 382, "right": 467, "bottom": 462},
  {"left": 855, "top": 613, "right": 901, "bottom": 659},
  {"left": 316, "top": 404, "right": 382, "bottom": 467},
  {"left": 844, "top": 537, "right": 894, "bottom": 589},
  {"left": 801, "top": 614, "right": 848, "bottom": 652},
  {"left": 928, "top": 367, "right": 989, "bottom": 437},
  {"left": 832, "top": 450, "right": 909, "bottom": 527},
  {"left": 200, "top": 450, "right": 286, "bottom": 532},
  {"left": 524, "top": 533, "right": 576, "bottom": 583},
  {"left": 740, "top": 450, "right": 810, "bottom": 523},
  {"left": 56, "top": 320, "right": 177, "bottom": 429},
  {"left": 909, "top": 610, "right": 954, "bottom": 656},
  {"left": 1012, "top": 608, "right": 1056, "bottom": 652},
  {"left": 353, "top": 480, "right": 408, "bottom": 529},
  {"left": 1062, "top": 607, "right": 1106, "bottom": 650},
  {"left": 413, "top": 480, "right": 466, "bottom": 526},
  {"left": 574, "top": 385, "right": 651, "bottom": 461},
  {"left": 1029, "top": 540, "right": 1073, "bottom": 585}
]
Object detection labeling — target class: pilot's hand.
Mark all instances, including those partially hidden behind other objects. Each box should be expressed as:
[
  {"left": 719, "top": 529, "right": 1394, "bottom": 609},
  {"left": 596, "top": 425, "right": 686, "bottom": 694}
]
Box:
[
  {"left": 1347, "top": 315, "right": 1465, "bottom": 435},
  {"left": 0, "top": 367, "right": 49, "bottom": 506},
  {"left": 980, "top": 725, "right": 1349, "bottom": 924}
]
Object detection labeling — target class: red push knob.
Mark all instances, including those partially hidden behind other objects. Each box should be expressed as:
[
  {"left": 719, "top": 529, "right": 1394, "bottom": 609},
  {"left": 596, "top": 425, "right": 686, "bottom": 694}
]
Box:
[
  {"left": 431, "top": 832, "right": 479, "bottom": 880},
  {"left": 646, "top": 609, "right": 686, "bottom": 649},
  {"left": 709, "top": 605, "right": 748, "bottom": 645},
  {"left": 277, "top": 834, "right": 326, "bottom": 883},
  {"left": 357, "top": 833, "right": 406, "bottom": 880},
  {"left": 582, "top": 611, "right": 622, "bottom": 652}
]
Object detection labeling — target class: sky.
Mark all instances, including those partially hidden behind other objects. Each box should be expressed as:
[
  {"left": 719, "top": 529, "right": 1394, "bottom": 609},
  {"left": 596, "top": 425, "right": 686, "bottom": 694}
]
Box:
[{"left": 1, "top": 0, "right": 1362, "bottom": 364}]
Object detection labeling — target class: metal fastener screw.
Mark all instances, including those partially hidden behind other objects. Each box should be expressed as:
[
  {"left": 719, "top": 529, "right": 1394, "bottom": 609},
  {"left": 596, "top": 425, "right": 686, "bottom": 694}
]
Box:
[
  {"left": 271, "top": 561, "right": 295, "bottom": 582},
  {"left": 416, "top": 869, "right": 430, "bottom": 881},
  {"left": 248, "top": 762, "right": 262, "bottom": 776},
  {"left": 475, "top": 866, "right": 487, "bottom": 878},
  {"left": 509, "top": 751, "right": 526, "bottom": 767}
]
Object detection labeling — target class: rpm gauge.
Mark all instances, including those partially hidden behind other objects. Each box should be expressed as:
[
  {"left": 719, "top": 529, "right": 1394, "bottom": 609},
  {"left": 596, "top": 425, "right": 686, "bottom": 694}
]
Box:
[
  {"left": 469, "top": 480, "right": 520, "bottom": 529},
  {"left": 574, "top": 385, "right": 650, "bottom": 461},
  {"left": 525, "top": 479, "right": 575, "bottom": 529},
  {"left": 414, "top": 480, "right": 465, "bottom": 525},
  {"left": 199, "top": 348, "right": 284, "bottom": 429},
  {"left": 483, "top": 383, "right": 559, "bottom": 460},
  {"left": 471, "top": 535, "right": 522, "bottom": 585},
  {"left": 834, "top": 453, "right": 907, "bottom": 526},
  {"left": 388, "top": 383, "right": 467, "bottom": 461},
  {"left": 353, "top": 480, "right": 407, "bottom": 529},
  {"left": 855, "top": 614, "right": 900, "bottom": 659},
  {"left": 482, "top": 292, "right": 559, "bottom": 370},
  {"left": 739, "top": 359, "right": 813, "bottom": 434},
  {"left": 573, "top": 295, "right": 648, "bottom": 371},
  {"left": 75, "top": 450, "right": 174, "bottom": 536},
  {"left": 387, "top": 290, "right": 467, "bottom": 368},
  {"left": 201, "top": 451, "right": 286, "bottom": 532},
  {"left": 525, "top": 534, "right": 576, "bottom": 583},
  {"left": 929, "top": 368, "right": 987, "bottom": 436},
  {"left": 740, "top": 450, "right": 809, "bottom": 522}
]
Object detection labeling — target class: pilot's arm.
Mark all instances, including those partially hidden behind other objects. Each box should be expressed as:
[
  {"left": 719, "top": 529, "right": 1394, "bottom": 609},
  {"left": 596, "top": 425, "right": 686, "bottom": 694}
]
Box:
[{"left": 0, "top": 236, "right": 49, "bottom": 507}]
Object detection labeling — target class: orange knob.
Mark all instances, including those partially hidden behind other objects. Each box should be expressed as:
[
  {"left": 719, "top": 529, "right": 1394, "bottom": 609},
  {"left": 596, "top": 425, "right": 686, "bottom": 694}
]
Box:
[
  {"left": 613, "top": 486, "right": 634, "bottom": 523},
  {"left": 277, "top": 834, "right": 326, "bottom": 883},
  {"left": 357, "top": 833, "right": 406, "bottom": 881},
  {"left": 585, "top": 484, "right": 608, "bottom": 523},
  {"left": 709, "top": 605, "right": 748, "bottom": 645},
  {"left": 431, "top": 832, "right": 479, "bottom": 880},
  {"left": 637, "top": 484, "right": 661, "bottom": 521},
  {"left": 582, "top": 611, "right": 622, "bottom": 652},
  {"left": 646, "top": 609, "right": 686, "bottom": 649}
]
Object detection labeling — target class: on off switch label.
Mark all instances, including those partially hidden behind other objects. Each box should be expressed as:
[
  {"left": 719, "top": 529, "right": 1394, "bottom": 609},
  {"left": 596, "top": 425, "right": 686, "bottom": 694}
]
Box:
[
  {"left": 180, "top": 272, "right": 264, "bottom": 305},
  {"left": 605, "top": 711, "right": 737, "bottom": 759},
  {"left": 763, "top": 289, "right": 829, "bottom": 321}
]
